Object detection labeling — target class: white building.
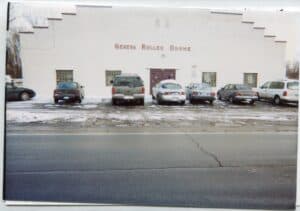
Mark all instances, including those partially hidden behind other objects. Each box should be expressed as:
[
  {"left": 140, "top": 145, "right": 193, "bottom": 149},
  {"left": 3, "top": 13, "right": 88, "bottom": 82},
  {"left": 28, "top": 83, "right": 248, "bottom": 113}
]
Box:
[{"left": 16, "top": 5, "right": 292, "bottom": 98}]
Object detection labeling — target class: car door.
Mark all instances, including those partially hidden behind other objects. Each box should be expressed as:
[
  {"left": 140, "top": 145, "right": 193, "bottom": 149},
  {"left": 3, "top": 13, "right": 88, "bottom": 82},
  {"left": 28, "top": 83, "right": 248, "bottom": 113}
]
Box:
[
  {"left": 224, "top": 84, "right": 234, "bottom": 100},
  {"left": 267, "top": 81, "right": 284, "bottom": 100},
  {"left": 219, "top": 85, "right": 227, "bottom": 99},
  {"left": 258, "top": 82, "right": 270, "bottom": 99},
  {"left": 6, "top": 83, "right": 19, "bottom": 100}
]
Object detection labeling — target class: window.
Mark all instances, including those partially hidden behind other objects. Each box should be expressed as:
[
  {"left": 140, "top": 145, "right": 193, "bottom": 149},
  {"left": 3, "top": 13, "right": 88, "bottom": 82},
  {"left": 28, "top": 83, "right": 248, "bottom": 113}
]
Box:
[
  {"left": 56, "top": 82, "right": 78, "bottom": 89},
  {"left": 236, "top": 84, "right": 251, "bottom": 90},
  {"left": 56, "top": 70, "right": 73, "bottom": 84},
  {"left": 244, "top": 73, "right": 258, "bottom": 88},
  {"left": 202, "top": 72, "right": 216, "bottom": 87},
  {"left": 106, "top": 70, "right": 121, "bottom": 86},
  {"left": 260, "top": 81, "right": 270, "bottom": 89},
  {"left": 287, "top": 81, "right": 298, "bottom": 90},
  {"left": 161, "top": 83, "right": 181, "bottom": 89},
  {"left": 113, "top": 76, "right": 143, "bottom": 87},
  {"left": 270, "top": 81, "right": 284, "bottom": 89}
]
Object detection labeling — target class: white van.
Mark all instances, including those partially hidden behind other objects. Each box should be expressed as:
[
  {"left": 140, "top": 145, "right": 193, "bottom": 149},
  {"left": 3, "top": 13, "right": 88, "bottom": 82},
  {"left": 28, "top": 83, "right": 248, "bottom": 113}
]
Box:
[{"left": 257, "top": 79, "right": 298, "bottom": 105}]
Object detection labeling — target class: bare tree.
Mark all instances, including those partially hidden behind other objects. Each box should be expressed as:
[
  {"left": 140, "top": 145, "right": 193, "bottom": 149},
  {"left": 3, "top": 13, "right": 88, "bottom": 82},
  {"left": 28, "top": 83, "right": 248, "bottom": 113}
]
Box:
[{"left": 286, "top": 61, "right": 299, "bottom": 79}]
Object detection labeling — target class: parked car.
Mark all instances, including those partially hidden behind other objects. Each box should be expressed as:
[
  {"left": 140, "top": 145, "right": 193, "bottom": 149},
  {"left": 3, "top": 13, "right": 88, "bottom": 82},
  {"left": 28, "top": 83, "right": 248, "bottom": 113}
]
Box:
[
  {"left": 186, "top": 83, "right": 215, "bottom": 104},
  {"left": 54, "top": 82, "right": 85, "bottom": 104},
  {"left": 152, "top": 79, "right": 186, "bottom": 105},
  {"left": 6, "top": 82, "right": 36, "bottom": 101},
  {"left": 217, "top": 84, "right": 258, "bottom": 104},
  {"left": 111, "top": 73, "right": 145, "bottom": 105},
  {"left": 257, "top": 79, "right": 298, "bottom": 105}
]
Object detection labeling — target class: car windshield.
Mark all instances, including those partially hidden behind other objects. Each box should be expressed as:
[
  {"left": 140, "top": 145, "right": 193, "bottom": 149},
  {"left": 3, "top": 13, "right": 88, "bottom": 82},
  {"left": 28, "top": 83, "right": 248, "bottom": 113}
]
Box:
[
  {"left": 192, "top": 83, "right": 210, "bottom": 89},
  {"left": 236, "top": 84, "right": 251, "bottom": 90},
  {"left": 57, "top": 82, "right": 77, "bottom": 89},
  {"left": 287, "top": 81, "right": 298, "bottom": 90},
  {"left": 162, "top": 83, "right": 182, "bottom": 89},
  {"left": 113, "top": 77, "right": 143, "bottom": 87}
]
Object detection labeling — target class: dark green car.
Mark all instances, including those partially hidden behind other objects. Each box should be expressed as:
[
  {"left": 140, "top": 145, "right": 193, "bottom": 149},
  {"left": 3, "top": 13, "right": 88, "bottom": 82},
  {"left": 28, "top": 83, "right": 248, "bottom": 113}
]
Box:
[
  {"left": 6, "top": 82, "right": 36, "bottom": 101},
  {"left": 111, "top": 73, "right": 145, "bottom": 105}
]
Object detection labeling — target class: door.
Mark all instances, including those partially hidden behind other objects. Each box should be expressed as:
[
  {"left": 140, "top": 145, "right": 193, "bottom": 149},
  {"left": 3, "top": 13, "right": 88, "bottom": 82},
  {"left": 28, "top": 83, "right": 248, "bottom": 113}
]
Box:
[
  {"left": 267, "top": 81, "right": 284, "bottom": 99},
  {"left": 150, "top": 69, "right": 176, "bottom": 94},
  {"left": 259, "top": 81, "right": 270, "bottom": 99}
]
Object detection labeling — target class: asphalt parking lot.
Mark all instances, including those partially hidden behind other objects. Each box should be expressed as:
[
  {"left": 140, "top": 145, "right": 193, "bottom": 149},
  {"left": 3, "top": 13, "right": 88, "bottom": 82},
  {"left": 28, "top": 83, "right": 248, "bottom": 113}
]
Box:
[{"left": 6, "top": 99, "right": 298, "bottom": 133}]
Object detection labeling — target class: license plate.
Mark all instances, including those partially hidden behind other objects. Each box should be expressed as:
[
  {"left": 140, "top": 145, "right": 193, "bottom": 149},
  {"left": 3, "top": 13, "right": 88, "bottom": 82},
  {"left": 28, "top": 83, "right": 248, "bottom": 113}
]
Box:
[
  {"left": 124, "top": 96, "right": 134, "bottom": 100},
  {"left": 63, "top": 96, "right": 70, "bottom": 100}
]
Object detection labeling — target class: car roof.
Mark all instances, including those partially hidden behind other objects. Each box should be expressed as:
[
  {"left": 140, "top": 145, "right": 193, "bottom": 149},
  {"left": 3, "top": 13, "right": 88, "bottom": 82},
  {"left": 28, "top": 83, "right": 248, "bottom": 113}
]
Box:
[
  {"left": 58, "top": 81, "right": 78, "bottom": 84},
  {"left": 190, "top": 82, "right": 210, "bottom": 86},
  {"left": 116, "top": 73, "right": 140, "bottom": 77},
  {"left": 159, "top": 79, "right": 179, "bottom": 84}
]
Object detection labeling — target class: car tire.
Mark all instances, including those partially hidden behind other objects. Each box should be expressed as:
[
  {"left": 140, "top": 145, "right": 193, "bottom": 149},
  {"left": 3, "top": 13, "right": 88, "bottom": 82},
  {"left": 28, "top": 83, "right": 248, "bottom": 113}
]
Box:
[
  {"left": 273, "top": 96, "right": 281, "bottom": 105},
  {"left": 20, "top": 92, "right": 30, "bottom": 101},
  {"left": 229, "top": 96, "right": 235, "bottom": 104},
  {"left": 180, "top": 101, "right": 185, "bottom": 106},
  {"left": 77, "top": 99, "right": 82, "bottom": 104},
  {"left": 157, "top": 94, "right": 162, "bottom": 105},
  {"left": 209, "top": 100, "right": 214, "bottom": 105},
  {"left": 152, "top": 95, "right": 155, "bottom": 100},
  {"left": 217, "top": 93, "right": 222, "bottom": 100},
  {"left": 249, "top": 100, "right": 255, "bottom": 105},
  {"left": 54, "top": 99, "right": 58, "bottom": 104},
  {"left": 112, "top": 99, "right": 117, "bottom": 105},
  {"left": 190, "top": 99, "right": 194, "bottom": 104}
]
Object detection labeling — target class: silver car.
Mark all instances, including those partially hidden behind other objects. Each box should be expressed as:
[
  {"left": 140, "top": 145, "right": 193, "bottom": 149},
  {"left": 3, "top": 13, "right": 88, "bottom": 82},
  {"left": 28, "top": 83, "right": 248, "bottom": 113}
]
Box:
[
  {"left": 152, "top": 79, "right": 186, "bottom": 105},
  {"left": 186, "top": 83, "right": 216, "bottom": 104}
]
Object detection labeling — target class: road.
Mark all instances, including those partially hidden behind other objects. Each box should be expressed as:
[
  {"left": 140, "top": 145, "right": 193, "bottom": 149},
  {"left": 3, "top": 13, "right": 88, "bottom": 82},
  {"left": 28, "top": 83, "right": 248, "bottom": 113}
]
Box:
[{"left": 4, "top": 132, "right": 297, "bottom": 209}]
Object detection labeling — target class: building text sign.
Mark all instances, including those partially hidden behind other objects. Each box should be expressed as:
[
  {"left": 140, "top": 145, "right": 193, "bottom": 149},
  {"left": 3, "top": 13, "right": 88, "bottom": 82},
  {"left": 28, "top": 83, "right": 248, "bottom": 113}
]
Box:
[{"left": 114, "top": 43, "right": 191, "bottom": 52}]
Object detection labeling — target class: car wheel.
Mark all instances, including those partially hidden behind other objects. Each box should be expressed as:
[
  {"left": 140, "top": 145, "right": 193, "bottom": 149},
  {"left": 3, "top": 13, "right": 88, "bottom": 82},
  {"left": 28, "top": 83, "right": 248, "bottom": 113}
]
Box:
[
  {"left": 273, "top": 96, "right": 281, "bottom": 105},
  {"left": 20, "top": 92, "right": 30, "bottom": 101},
  {"left": 54, "top": 99, "right": 58, "bottom": 104},
  {"left": 217, "top": 93, "right": 222, "bottom": 100},
  {"left": 152, "top": 95, "right": 155, "bottom": 100},
  {"left": 180, "top": 101, "right": 185, "bottom": 106},
  {"left": 77, "top": 99, "right": 82, "bottom": 104},
  {"left": 249, "top": 100, "right": 255, "bottom": 105},
  {"left": 190, "top": 99, "right": 194, "bottom": 104},
  {"left": 229, "top": 96, "right": 235, "bottom": 104},
  {"left": 157, "top": 94, "right": 162, "bottom": 105},
  {"left": 112, "top": 99, "right": 117, "bottom": 105},
  {"left": 209, "top": 100, "right": 214, "bottom": 105}
]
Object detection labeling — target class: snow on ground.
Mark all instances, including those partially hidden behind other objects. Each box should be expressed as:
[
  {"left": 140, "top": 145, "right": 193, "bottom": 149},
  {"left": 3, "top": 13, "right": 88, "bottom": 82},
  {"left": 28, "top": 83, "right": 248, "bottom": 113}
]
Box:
[{"left": 6, "top": 99, "right": 298, "bottom": 125}]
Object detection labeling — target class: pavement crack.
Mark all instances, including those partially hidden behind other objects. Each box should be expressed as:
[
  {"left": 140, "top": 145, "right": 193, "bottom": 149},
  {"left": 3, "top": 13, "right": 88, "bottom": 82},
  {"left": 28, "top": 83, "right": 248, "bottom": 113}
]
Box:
[{"left": 186, "top": 134, "right": 223, "bottom": 167}]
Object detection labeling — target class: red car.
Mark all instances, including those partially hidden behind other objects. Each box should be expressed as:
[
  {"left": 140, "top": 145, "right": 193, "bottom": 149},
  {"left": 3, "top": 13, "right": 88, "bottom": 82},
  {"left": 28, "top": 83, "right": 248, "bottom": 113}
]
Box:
[{"left": 54, "top": 82, "right": 85, "bottom": 104}]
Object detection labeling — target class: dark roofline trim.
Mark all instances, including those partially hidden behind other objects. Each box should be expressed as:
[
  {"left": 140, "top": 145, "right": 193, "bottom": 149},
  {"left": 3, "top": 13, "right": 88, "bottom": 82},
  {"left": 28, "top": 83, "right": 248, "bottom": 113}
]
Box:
[
  {"left": 32, "top": 25, "right": 49, "bottom": 29},
  {"left": 19, "top": 31, "right": 34, "bottom": 34},
  {"left": 62, "top": 12, "right": 76, "bottom": 15},
  {"left": 76, "top": 5, "right": 112, "bottom": 8},
  {"left": 210, "top": 11, "right": 243, "bottom": 16},
  {"left": 253, "top": 26, "right": 266, "bottom": 29},
  {"left": 47, "top": 17, "right": 63, "bottom": 21}
]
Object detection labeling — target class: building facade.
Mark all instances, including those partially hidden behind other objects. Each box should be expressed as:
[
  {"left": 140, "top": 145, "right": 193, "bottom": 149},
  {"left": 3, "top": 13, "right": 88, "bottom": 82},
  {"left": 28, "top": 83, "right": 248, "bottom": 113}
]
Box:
[{"left": 18, "top": 6, "right": 287, "bottom": 98}]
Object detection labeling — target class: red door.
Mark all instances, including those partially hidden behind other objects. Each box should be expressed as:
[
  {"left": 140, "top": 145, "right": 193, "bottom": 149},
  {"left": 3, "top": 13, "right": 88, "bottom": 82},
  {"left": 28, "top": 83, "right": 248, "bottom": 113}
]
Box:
[{"left": 150, "top": 69, "right": 176, "bottom": 94}]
